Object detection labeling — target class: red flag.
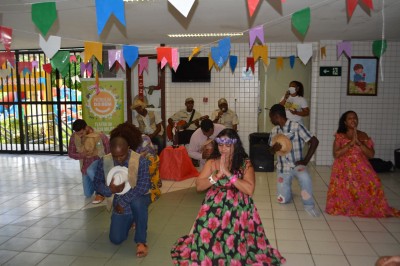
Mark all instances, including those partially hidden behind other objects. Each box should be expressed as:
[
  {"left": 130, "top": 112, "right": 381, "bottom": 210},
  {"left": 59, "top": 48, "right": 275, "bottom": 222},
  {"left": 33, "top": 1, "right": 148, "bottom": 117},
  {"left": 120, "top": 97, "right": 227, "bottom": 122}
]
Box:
[
  {"left": 362, "top": 0, "right": 373, "bottom": 9},
  {"left": 43, "top": 63, "right": 52, "bottom": 74},
  {"left": 246, "top": 57, "right": 255, "bottom": 73},
  {"left": 247, "top": 0, "right": 261, "bottom": 17},
  {"left": 346, "top": 0, "right": 358, "bottom": 18}
]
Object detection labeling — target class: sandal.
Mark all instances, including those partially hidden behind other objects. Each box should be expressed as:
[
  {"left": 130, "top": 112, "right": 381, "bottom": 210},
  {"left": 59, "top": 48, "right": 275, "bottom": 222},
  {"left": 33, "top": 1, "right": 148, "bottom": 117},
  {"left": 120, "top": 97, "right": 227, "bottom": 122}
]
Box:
[{"left": 136, "top": 243, "right": 148, "bottom": 258}]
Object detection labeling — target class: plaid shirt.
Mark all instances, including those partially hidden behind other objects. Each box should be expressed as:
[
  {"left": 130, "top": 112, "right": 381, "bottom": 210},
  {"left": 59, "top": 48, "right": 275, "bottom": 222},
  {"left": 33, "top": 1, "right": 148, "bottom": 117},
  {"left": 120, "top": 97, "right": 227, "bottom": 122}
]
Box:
[
  {"left": 269, "top": 120, "right": 313, "bottom": 174},
  {"left": 94, "top": 150, "right": 151, "bottom": 215}
]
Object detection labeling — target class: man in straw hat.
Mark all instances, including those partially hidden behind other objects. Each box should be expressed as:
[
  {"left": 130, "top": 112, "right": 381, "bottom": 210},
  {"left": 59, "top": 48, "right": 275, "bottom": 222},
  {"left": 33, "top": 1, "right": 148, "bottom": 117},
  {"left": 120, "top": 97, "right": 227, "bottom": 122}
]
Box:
[
  {"left": 211, "top": 98, "right": 239, "bottom": 131},
  {"left": 167, "top": 97, "right": 206, "bottom": 145},
  {"left": 268, "top": 104, "right": 320, "bottom": 217},
  {"left": 132, "top": 98, "right": 164, "bottom": 154},
  {"left": 68, "top": 119, "right": 110, "bottom": 204}
]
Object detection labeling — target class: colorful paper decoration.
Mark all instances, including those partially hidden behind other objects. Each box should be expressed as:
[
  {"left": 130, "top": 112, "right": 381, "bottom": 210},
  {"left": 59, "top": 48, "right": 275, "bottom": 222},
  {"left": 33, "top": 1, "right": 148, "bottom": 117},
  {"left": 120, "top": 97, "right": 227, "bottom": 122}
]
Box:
[
  {"left": 95, "top": 0, "right": 126, "bottom": 35},
  {"left": 157, "top": 47, "right": 173, "bottom": 69},
  {"left": 108, "top": 50, "right": 125, "bottom": 70},
  {"left": 123, "top": 45, "right": 139, "bottom": 68},
  {"left": 0, "top": 68, "right": 12, "bottom": 79},
  {"left": 18, "top": 62, "right": 33, "bottom": 75},
  {"left": 189, "top": 47, "right": 201, "bottom": 61},
  {"left": 291, "top": 7, "right": 311, "bottom": 37},
  {"left": 168, "top": 0, "right": 196, "bottom": 17},
  {"left": 139, "top": 57, "right": 148, "bottom": 75},
  {"left": 70, "top": 55, "right": 77, "bottom": 63},
  {"left": 51, "top": 51, "right": 70, "bottom": 77},
  {"left": 246, "top": 57, "right": 255, "bottom": 73},
  {"left": 31, "top": 61, "right": 38, "bottom": 69},
  {"left": 0, "top": 26, "right": 12, "bottom": 50},
  {"left": 276, "top": 57, "right": 284, "bottom": 71},
  {"left": 297, "top": 43, "right": 313, "bottom": 65},
  {"left": 252, "top": 45, "right": 268, "bottom": 65},
  {"left": 247, "top": 0, "right": 261, "bottom": 18},
  {"left": 84, "top": 41, "right": 103, "bottom": 63},
  {"left": 211, "top": 38, "right": 231, "bottom": 69},
  {"left": 71, "top": 75, "right": 80, "bottom": 84},
  {"left": 320, "top": 46, "right": 326, "bottom": 59},
  {"left": 208, "top": 53, "right": 214, "bottom": 71},
  {"left": 347, "top": 0, "right": 373, "bottom": 19},
  {"left": 249, "top": 25, "right": 264, "bottom": 48},
  {"left": 0, "top": 51, "right": 15, "bottom": 67},
  {"left": 289, "top": 55, "right": 295, "bottom": 69},
  {"left": 80, "top": 62, "right": 93, "bottom": 77},
  {"left": 31, "top": 2, "right": 57, "bottom": 36},
  {"left": 43, "top": 63, "right": 52, "bottom": 74},
  {"left": 39, "top": 35, "right": 61, "bottom": 59},
  {"left": 372, "top": 40, "right": 387, "bottom": 58},
  {"left": 229, "top": 55, "right": 238, "bottom": 73},
  {"left": 171, "top": 48, "right": 180, "bottom": 72},
  {"left": 337, "top": 41, "right": 351, "bottom": 59}
]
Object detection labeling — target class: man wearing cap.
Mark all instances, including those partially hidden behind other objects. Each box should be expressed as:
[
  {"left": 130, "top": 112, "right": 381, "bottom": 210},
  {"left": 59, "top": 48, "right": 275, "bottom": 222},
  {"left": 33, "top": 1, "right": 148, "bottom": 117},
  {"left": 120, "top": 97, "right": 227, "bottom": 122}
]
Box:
[
  {"left": 132, "top": 99, "right": 164, "bottom": 154},
  {"left": 167, "top": 97, "right": 205, "bottom": 145},
  {"left": 211, "top": 98, "right": 239, "bottom": 131},
  {"left": 268, "top": 104, "right": 320, "bottom": 217},
  {"left": 68, "top": 119, "right": 110, "bottom": 204}
]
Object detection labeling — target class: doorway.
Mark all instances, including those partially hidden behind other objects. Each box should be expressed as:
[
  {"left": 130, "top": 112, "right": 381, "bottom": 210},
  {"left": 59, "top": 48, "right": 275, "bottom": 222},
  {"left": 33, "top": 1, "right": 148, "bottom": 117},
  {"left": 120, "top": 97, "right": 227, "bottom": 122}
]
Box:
[{"left": 258, "top": 58, "right": 312, "bottom": 132}]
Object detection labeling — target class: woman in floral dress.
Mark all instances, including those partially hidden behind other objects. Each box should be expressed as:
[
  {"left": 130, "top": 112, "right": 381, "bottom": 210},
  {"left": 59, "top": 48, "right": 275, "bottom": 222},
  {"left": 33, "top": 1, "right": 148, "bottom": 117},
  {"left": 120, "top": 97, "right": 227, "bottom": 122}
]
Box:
[
  {"left": 171, "top": 129, "right": 285, "bottom": 265},
  {"left": 325, "top": 111, "right": 400, "bottom": 217}
]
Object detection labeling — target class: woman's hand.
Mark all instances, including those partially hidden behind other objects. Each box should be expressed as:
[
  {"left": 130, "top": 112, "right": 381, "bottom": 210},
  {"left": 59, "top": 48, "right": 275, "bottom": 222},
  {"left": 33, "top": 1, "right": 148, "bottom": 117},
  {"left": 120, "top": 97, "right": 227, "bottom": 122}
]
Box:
[{"left": 219, "top": 154, "right": 232, "bottom": 177}]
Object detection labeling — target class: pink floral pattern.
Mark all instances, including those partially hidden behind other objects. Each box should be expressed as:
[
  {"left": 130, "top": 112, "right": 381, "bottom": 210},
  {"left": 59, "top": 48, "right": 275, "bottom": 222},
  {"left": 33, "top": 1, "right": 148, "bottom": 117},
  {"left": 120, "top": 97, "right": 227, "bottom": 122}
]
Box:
[
  {"left": 326, "top": 133, "right": 400, "bottom": 217},
  {"left": 171, "top": 160, "right": 285, "bottom": 265}
]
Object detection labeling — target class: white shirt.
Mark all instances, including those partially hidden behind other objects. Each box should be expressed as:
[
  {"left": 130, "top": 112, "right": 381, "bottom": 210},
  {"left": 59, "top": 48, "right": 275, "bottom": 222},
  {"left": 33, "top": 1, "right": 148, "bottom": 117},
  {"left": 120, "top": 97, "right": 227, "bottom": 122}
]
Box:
[{"left": 280, "top": 96, "right": 308, "bottom": 124}]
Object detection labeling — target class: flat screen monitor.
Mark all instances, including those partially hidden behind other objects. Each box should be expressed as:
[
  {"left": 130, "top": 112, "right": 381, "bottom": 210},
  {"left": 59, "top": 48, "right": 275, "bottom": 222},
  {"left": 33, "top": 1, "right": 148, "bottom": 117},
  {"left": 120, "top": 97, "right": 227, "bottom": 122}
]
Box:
[{"left": 172, "top": 57, "right": 211, "bottom": 82}]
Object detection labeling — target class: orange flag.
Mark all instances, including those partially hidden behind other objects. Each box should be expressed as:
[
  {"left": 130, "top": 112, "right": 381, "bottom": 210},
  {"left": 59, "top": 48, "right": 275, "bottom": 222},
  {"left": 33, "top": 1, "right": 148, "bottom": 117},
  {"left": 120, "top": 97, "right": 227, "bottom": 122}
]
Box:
[
  {"left": 84, "top": 41, "right": 103, "bottom": 63},
  {"left": 253, "top": 45, "right": 268, "bottom": 65},
  {"left": 276, "top": 57, "right": 284, "bottom": 71}
]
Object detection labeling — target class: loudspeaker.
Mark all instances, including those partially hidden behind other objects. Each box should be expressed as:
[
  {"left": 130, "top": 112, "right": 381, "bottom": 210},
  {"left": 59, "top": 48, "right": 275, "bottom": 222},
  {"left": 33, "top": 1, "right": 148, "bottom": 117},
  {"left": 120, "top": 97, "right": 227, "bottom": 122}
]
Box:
[{"left": 249, "top": 133, "right": 274, "bottom": 172}]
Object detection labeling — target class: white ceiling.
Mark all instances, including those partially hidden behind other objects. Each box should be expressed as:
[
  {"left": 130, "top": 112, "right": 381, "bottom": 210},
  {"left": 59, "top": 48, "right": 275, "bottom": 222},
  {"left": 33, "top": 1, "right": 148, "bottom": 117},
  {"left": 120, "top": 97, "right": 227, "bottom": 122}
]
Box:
[{"left": 1, "top": 0, "right": 399, "bottom": 51}]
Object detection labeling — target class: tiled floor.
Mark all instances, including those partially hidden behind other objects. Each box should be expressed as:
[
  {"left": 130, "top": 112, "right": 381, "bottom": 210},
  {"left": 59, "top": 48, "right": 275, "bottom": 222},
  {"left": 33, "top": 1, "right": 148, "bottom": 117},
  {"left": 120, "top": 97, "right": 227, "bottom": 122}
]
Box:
[{"left": 0, "top": 154, "right": 399, "bottom": 266}]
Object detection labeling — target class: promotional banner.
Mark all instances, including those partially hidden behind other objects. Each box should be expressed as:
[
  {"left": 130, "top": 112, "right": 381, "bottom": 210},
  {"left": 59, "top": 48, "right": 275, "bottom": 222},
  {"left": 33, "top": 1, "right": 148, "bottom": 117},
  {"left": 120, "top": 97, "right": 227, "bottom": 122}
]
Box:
[{"left": 81, "top": 78, "right": 125, "bottom": 134}]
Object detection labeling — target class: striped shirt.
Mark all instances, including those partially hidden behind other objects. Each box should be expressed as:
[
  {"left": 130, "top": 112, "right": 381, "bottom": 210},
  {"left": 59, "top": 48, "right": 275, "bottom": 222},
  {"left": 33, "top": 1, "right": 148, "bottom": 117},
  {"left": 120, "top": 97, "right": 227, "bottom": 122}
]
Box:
[{"left": 269, "top": 120, "right": 313, "bottom": 174}]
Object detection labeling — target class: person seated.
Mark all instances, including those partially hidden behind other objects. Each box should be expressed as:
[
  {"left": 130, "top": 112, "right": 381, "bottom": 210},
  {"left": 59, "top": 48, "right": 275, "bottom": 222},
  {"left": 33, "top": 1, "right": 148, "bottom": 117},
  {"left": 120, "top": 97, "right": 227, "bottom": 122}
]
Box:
[
  {"left": 211, "top": 98, "right": 239, "bottom": 131},
  {"left": 93, "top": 122, "right": 152, "bottom": 258},
  {"left": 187, "top": 118, "right": 225, "bottom": 169},
  {"left": 167, "top": 97, "right": 207, "bottom": 145},
  {"left": 132, "top": 98, "right": 164, "bottom": 154}
]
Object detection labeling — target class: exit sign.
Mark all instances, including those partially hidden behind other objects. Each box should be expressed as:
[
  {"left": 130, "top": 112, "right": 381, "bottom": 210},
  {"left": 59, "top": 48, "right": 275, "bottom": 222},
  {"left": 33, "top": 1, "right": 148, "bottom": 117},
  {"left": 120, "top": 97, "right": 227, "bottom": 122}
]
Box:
[{"left": 320, "top": 66, "right": 342, "bottom": 76}]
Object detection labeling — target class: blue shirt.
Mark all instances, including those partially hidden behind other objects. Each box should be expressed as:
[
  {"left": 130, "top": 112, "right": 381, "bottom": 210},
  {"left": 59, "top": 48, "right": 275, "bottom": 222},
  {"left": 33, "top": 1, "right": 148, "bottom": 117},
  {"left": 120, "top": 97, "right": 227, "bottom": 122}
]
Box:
[
  {"left": 269, "top": 120, "right": 313, "bottom": 174},
  {"left": 94, "top": 150, "right": 151, "bottom": 214}
]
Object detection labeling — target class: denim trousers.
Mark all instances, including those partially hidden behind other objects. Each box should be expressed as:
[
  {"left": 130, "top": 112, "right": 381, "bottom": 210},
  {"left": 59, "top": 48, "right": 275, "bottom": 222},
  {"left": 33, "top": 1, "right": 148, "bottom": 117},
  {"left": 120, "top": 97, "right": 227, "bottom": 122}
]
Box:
[
  {"left": 82, "top": 159, "right": 99, "bottom": 198},
  {"left": 109, "top": 193, "right": 151, "bottom": 245},
  {"left": 276, "top": 165, "right": 315, "bottom": 210}
]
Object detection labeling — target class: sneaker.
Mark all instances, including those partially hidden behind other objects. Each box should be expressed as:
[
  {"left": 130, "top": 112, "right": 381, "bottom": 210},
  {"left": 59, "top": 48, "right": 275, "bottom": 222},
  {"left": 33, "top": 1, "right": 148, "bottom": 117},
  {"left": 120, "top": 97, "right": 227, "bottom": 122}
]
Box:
[
  {"left": 92, "top": 194, "right": 105, "bottom": 204},
  {"left": 305, "top": 207, "right": 320, "bottom": 217}
]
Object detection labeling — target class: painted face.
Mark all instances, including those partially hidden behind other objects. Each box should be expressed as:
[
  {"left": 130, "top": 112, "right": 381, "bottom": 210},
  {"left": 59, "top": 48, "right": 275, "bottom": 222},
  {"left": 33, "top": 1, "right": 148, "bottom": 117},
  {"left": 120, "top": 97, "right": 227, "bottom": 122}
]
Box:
[
  {"left": 344, "top": 112, "right": 358, "bottom": 129},
  {"left": 185, "top": 101, "right": 194, "bottom": 112},
  {"left": 111, "top": 137, "right": 129, "bottom": 165}
]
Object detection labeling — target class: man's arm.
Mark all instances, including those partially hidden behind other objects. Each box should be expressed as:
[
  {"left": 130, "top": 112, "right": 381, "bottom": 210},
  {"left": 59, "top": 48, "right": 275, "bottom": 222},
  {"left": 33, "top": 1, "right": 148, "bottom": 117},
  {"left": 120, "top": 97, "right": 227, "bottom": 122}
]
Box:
[
  {"left": 187, "top": 133, "right": 202, "bottom": 160},
  {"left": 298, "top": 136, "right": 319, "bottom": 166}
]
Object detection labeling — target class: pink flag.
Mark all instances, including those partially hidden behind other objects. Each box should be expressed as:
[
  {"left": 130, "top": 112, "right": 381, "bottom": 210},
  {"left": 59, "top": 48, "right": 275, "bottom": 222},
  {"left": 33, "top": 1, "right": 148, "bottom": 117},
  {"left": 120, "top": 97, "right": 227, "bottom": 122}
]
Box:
[
  {"left": 0, "top": 26, "right": 12, "bottom": 50},
  {"left": 139, "top": 57, "right": 148, "bottom": 75},
  {"left": 108, "top": 50, "right": 125, "bottom": 70}
]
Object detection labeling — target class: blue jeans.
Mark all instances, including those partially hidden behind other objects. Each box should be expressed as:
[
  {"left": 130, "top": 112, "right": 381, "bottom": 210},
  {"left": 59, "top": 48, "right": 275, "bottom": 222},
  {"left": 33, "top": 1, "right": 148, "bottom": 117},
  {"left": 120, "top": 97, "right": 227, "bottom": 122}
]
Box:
[
  {"left": 82, "top": 160, "right": 99, "bottom": 198},
  {"left": 109, "top": 194, "right": 151, "bottom": 245},
  {"left": 276, "top": 165, "right": 315, "bottom": 210}
]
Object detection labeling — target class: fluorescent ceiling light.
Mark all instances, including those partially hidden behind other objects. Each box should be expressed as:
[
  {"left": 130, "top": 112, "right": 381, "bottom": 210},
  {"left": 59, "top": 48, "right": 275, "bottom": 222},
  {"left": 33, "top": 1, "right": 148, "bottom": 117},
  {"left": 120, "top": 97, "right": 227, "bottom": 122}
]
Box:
[{"left": 168, "top": 32, "right": 243, "bottom": 38}]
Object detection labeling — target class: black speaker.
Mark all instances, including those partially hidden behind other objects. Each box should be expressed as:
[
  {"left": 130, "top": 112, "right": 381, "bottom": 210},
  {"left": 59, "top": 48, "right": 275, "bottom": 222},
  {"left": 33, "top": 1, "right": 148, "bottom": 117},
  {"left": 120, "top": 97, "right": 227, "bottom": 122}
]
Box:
[{"left": 249, "top": 133, "right": 274, "bottom": 172}]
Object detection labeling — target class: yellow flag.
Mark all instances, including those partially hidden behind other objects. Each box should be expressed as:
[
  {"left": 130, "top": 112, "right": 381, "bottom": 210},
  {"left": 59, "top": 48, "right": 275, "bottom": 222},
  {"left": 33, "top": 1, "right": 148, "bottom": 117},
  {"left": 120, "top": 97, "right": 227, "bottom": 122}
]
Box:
[
  {"left": 84, "top": 41, "right": 103, "bottom": 63},
  {"left": 320, "top": 46, "right": 326, "bottom": 59},
  {"left": 189, "top": 47, "right": 201, "bottom": 61},
  {"left": 208, "top": 53, "right": 214, "bottom": 71},
  {"left": 253, "top": 45, "right": 268, "bottom": 65},
  {"left": 276, "top": 57, "right": 284, "bottom": 71}
]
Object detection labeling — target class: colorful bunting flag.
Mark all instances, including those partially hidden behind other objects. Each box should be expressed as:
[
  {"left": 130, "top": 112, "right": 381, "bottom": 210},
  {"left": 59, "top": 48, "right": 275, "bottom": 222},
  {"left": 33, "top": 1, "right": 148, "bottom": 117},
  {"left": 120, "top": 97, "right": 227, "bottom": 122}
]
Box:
[
  {"left": 157, "top": 47, "right": 173, "bottom": 69},
  {"left": 289, "top": 55, "right": 295, "bottom": 69},
  {"left": 247, "top": 0, "right": 261, "bottom": 18},
  {"left": 347, "top": 0, "right": 373, "bottom": 19},
  {"left": 43, "top": 63, "right": 52, "bottom": 74},
  {"left": 246, "top": 57, "right": 255, "bottom": 73},
  {"left": 84, "top": 41, "right": 103, "bottom": 63},
  {"left": 39, "top": 35, "right": 61, "bottom": 59},
  {"left": 249, "top": 25, "right": 264, "bottom": 48},
  {"left": 208, "top": 53, "right": 214, "bottom": 71},
  {"left": 51, "top": 51, "right": 70, "bottom": 77},
  {"left": 276, "top": 57, "right": 284, "bottom": 71},
  {"left": 171, "top": 48, "right": 180, "bottom": 72},
  {"left": 80, "top": 62, "right": 93, "bottom": 77},
  {"left": 189, "top": 47, "right": 201, "bottom": 61},
  {"left": 18, "top": 62, "right": 33, "bottom": 74},
  {"left": 0, "top": 26, "right": 12, "bottom": 50},
  {"left": 253, "top": 45, "right": 268, "bottom": 65},
  {"left": 31, "top": 2, "right": 57, "bottom": 36},
  {"left": 297, "top": 43, "right": 313, "bottom": 65},
  {"left": 31, "top": 61, "right": 38, "bottom": 69},
  {"left": 229, "top": 55, "right": 238, "bottom": 73},
  {"left": 320, "top": 46, "right": 326, "bottom": 59},
  {"left": 123, "top": 45, "right": 139, "bottom": 68},
  {"left": 292, "top": 7, "right": 311, "bottom": 37},
  {"left": 108, "top": 50, "right": 125, "bottom": 70},
  {"left": 70, "top": 55, "right": 77, "bottom": 63},
  {"left": 0, "top": 68, "right": 12, "bottom": 79},
  {"left": 71, "top": 75, "right": 80, "bottom": 84},
  {"left": 95, "top": 0, "right": 126, "bottom": 35},
  {"left": 337, "top": 41, "right": 351, "bottom": 59},
  {"left": 0, "top": 51, "right": 15, "bottom": 67},
  {"left": 372, "top": 40, "right": 387, "bottom": 58},
  {"left": 211, "top": 38, "right": 231, "bottom": 69},
  {"left": 139, "top": 57, "right": 148, "bottom": 75},
  {"left": 168, "top": 0, "right": 196, "bottom": 17}
]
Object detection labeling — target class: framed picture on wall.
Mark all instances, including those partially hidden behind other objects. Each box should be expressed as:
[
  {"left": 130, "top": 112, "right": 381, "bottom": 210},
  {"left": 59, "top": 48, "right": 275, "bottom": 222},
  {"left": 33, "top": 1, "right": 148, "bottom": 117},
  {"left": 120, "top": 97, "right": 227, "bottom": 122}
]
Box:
[{"left": 347, "top": 56, "right": 379, "bottom": 96}]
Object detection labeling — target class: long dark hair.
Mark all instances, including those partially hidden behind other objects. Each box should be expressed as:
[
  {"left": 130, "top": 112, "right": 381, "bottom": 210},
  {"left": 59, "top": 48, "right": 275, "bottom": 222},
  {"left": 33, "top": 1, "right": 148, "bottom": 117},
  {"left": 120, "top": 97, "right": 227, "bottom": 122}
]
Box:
[
  {"left": 209, "top": 129, "right": 249, "bottom": 172},
  {"left": 290, "top": 80, "right": 304, "bottom": 97},
  {"left": 109, "top": 122, "right": 142, "bottom": 151},
  {"left": 337, "top": 110, "right": 357, "bottom": 134}
]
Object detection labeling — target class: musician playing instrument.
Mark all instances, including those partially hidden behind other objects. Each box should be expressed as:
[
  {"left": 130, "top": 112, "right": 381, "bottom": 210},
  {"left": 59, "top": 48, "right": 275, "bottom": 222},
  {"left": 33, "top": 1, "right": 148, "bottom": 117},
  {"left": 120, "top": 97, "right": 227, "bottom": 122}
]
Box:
[{"left": 167, "top": 98, "right": 207, "bottom": 145}]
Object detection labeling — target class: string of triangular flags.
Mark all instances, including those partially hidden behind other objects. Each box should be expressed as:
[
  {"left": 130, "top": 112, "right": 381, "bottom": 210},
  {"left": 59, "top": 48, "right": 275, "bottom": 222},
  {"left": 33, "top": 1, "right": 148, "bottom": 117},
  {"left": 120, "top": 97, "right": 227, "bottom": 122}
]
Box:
[{"left": 0, "top": 0, "right": 386, "bottom": 80}]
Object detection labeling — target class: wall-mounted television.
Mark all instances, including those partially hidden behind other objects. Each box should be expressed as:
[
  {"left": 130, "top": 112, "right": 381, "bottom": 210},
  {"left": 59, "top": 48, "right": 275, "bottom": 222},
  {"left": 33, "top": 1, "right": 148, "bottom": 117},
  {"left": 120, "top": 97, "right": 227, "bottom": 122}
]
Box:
[{"left": 172, "top": 57, "right": 211, "bottom": 82}]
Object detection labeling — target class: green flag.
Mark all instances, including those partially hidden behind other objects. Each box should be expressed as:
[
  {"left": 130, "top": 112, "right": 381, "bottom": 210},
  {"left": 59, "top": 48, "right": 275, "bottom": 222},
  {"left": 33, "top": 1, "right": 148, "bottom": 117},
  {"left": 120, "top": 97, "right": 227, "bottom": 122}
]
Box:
[
  {"left": 32, "top": 2, "right": 57, "bottom": 36},
  {"left": 51, "top": 51, "right": 70, "bottom": 77},
  {"left": 372, "top": 40, "right": 387, "bottom": 58},
  {"left": 292, "top": 7, "right": 311, "bottom": 37}
]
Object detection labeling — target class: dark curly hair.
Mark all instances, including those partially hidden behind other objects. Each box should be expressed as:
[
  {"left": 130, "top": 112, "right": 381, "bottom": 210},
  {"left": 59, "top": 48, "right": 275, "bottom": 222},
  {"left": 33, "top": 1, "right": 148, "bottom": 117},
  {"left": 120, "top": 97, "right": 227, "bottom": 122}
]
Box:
[
  {"left": 337, "top": 110, "right": 357, "bottom": 134},
  {"left": 290, "top": 80, "right": 304, "bottom": 97},
  {"left": 109, "top": 121, "right": 142, "bottom": 151},
  {"left": 209, "top": 128, "right": 249, "bottom": 172}
]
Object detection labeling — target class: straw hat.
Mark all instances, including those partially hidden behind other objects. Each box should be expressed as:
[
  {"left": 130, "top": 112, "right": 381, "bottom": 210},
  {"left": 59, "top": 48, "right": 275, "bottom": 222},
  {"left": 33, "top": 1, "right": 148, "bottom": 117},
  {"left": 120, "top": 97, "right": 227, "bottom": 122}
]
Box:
[
  {"left": 131, "top": 97, "right": 147, "bottom": 109},
  {"left": 271, "top": 133, "right": 292, "bottom": 156},
  {"left": 82, "top": 133, "right": 100, "bottom": 157},
  {"left": 218, "top": 98, "right": 227, "bottom": 105},
  {"left": 106, "top": 166, "right": 131, "bottom": 195}
]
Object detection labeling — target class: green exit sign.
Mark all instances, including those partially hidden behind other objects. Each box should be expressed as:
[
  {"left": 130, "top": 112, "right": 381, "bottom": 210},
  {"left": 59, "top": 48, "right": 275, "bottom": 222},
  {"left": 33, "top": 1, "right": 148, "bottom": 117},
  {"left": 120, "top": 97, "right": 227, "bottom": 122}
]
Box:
[{"left": 320, "top": 66, "right": 342, "bottom": 76}]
